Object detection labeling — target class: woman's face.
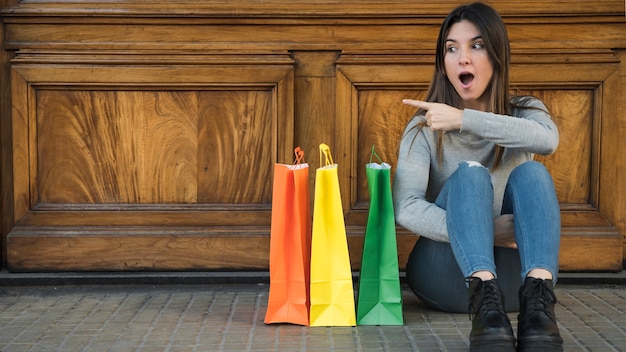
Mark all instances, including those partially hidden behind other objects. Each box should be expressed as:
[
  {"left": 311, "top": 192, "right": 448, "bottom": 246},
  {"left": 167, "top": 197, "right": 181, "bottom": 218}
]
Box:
[{"left": 444, "top": 20, "right": 494, "bottom": 111}]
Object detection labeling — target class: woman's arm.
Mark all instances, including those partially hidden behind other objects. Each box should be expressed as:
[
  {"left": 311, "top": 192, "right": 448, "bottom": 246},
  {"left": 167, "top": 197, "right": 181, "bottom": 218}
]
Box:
[
  {"left": 393, "top": 119, "right": 450, "bottom": 242},
  {"left": 402, "top": 97, "right": 559, "bottom": 155},
  {"left": 461, "top": 98, "right": 559, "bottom": 155}
]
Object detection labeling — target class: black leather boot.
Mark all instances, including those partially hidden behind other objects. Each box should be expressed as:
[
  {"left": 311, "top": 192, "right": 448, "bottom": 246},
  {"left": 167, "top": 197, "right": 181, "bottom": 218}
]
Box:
[
  {"left": 517, "top": 277, "right": 563, "bottom": 351},
  {"left": 467, "top": 277, "right": 516, "bottom": 352}
]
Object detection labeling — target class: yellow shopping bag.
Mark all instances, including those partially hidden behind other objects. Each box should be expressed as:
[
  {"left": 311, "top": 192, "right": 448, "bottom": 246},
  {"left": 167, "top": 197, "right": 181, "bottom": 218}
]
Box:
[{"left": 309, "top": 143, "right": 356, "bottom": 327}]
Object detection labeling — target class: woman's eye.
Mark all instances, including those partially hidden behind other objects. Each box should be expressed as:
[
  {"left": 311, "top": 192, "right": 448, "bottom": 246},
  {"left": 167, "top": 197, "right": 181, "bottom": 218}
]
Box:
[
  {"left": 446, "top": 46, "right": 457, "bottom": 53},
  {"left": 472, "top": 43, "right": 484, "bottom": 50}
]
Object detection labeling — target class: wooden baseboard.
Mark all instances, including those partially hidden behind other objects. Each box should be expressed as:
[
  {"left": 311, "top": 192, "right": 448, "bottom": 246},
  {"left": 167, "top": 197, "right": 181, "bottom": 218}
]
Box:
[{"left": 6, "top": 224, "right": 622, "bottom": 272}]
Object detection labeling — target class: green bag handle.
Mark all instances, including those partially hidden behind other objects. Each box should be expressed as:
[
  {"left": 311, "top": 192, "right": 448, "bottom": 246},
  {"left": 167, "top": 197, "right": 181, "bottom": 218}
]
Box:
[{"left": 369, "top": 146, "right": 383, "bottom": 165}]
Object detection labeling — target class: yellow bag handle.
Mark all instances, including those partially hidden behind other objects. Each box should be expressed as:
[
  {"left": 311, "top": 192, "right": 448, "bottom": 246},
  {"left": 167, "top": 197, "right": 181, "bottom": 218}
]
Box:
[{"left": 319, "top": 143, "right": 334, "bottom": 167}]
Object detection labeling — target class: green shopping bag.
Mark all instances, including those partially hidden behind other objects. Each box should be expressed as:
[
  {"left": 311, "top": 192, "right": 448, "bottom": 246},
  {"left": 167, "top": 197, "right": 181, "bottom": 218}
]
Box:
[{"left": 356, "top": 146, "right": 403, "bottom": 325}]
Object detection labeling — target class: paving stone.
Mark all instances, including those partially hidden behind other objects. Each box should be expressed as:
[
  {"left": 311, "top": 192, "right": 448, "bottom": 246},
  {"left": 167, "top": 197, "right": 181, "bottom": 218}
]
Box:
[{"left": 0, "top": 283, "right": 624, "bottom": 351}]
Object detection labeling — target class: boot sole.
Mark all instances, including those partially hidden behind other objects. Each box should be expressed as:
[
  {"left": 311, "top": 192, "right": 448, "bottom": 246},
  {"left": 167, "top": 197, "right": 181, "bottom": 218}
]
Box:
[
  {"left": 470, "top": 339, "right": 516, "bottom": 352},
  {"left": 517, "top": 339, "right": 563, "bottom": 352}
]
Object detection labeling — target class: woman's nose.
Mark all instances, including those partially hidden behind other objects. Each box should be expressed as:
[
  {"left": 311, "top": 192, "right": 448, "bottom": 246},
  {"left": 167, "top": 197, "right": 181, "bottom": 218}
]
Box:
[{"left": 460, "top": 48, "right": 471, "bottom": 64}]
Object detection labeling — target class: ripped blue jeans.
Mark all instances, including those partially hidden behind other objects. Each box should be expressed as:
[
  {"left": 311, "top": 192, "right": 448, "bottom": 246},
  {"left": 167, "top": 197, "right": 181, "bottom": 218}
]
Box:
[{"left": 405, "top": 161, "right": 561, "bottom": 312}]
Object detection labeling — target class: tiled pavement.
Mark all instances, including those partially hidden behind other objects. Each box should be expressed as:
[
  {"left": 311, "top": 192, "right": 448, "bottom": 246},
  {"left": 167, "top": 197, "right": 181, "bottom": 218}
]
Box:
[{"left": 0, "top": 277, "right": 625, "bottom": 352}]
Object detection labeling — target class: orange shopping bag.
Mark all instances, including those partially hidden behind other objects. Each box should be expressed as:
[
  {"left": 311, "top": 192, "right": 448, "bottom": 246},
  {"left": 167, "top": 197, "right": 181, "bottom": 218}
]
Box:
[
  {"left": 264, "top": 147, "right": 311, "bottom": 325},
  {"left": 309, "top": 143, "right": 356, "bottom": 326}
]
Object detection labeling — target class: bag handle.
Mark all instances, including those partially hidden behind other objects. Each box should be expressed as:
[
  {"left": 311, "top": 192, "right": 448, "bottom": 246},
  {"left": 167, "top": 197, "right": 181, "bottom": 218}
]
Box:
[
  {"left": 293, "top": 147, "right": 305, "bottom": 165},
  {"left": 369, "top": 146, "right": 383, "bottom": 164},
  {"left": 319, "top": 143, "right": 334, "bottom": 167}
]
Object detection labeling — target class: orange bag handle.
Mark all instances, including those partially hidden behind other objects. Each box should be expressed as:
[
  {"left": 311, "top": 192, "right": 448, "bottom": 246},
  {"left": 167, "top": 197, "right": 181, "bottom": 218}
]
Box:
[
  {"left": 319, "top": 143, "right": 334, "bottom": 167},
  {"left": 293, "top": 147, "right": 305, "bottom": 165}
]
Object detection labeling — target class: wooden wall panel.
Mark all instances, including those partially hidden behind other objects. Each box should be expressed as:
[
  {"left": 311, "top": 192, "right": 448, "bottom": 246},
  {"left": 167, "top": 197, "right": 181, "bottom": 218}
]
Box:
[
  {"left": 198, "top": 90, "right": 274, "bottom": 204},
  {"left": 524, "top": 89, "right": 593, "bottom": 205},
  {"left": 36, "top": 89, "right": 276, "bottom": 205},
  {"left": 37, "top": 90, "right": 199, "bottom": 204},
  {"left": 1, "top": 0, "right": 624, "bottom": 273},
  {"left": 5, "top": 52, "right": 295, "bottom": 271},
  {"left": 618, "top": 50, "right": 626, "bottom": 263}
]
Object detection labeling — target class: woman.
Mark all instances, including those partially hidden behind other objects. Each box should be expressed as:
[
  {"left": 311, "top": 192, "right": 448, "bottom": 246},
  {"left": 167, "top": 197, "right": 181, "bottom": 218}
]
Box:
[{"left": 393, "top": 3, "right": 563, "bottom": 352}]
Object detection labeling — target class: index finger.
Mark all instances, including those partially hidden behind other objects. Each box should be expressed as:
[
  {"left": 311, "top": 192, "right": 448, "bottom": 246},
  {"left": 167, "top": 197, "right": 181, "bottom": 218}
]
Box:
[{"left": 402, "top": 99, "right": 431, "bottom": 110}]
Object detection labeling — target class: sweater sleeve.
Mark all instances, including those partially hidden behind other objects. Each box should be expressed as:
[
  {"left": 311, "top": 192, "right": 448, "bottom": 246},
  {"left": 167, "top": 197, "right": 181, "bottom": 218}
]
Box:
[
  {"left": 393, "top": 118, "right": 449, "bottom": 242},
  {"left": 460, "top": 98, "right": 559, "bottom": 155}
]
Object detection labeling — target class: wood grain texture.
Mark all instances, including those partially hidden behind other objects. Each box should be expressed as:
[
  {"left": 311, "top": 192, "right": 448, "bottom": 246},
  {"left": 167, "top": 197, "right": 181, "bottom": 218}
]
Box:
[
  {"left": 1, "top": 0, "right": 624, "bottom": 272},
  {"left": 10, "top": 70, "right": 30, "bottom": 222},
  {"left": 356, "top": 89, "right": 427, "bottom": 208},
  {"left": 36, "top": 89, "right": 276, "bottom": 205},
  {"left": 519, "top": 89, "right": 594, "bottom": 205},
  {"left": 7, "top": 227, "right": 271, "bottom": 271},
  {"left": 37, "top": 90, "right": 198, "bottom": 204},
  {"left": 7, "top": 226, "right": 621, "bottom": 272},
  {"left": 198, "top": 90, "right": 273, "bottom": 204},
  {"left": 618, "top": 51, "right": 626, "bottom": 263}
]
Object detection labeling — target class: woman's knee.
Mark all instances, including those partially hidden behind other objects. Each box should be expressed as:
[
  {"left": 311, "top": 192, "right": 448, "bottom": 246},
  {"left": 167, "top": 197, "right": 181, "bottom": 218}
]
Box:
[
  {"left": 453, "top": 161, "right": 492, "bottom": 186},
  {"left": 507, "top": 161, "right": 557, "bottom": 202},
  {"left": 458, "top": 161, "right": 490, "bottom": 175},
  {"left": 510, "top": 161, "right": 551, "bottom": 183}
]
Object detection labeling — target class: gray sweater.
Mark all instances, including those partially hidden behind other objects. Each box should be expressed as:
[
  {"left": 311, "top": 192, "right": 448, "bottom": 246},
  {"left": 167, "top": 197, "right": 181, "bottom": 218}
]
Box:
[{"left": 392, "top": 98, "right": 559, "bottom": 243}]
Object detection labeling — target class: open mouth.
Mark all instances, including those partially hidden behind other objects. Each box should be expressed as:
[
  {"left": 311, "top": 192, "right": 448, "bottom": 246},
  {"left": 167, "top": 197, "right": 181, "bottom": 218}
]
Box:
[{"left": 460, "top": 73, "right": 474, "bottom": 86}]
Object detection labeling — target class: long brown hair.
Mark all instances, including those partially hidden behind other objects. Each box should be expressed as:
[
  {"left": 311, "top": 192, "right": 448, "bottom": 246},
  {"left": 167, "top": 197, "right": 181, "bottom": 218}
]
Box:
[{"left": 408, "top": 2, "right": 519, "bottom": 169}]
